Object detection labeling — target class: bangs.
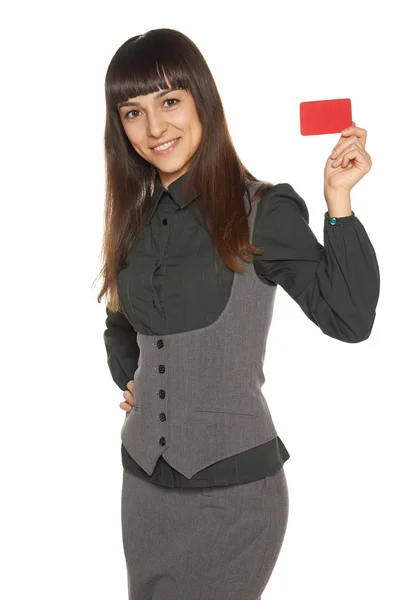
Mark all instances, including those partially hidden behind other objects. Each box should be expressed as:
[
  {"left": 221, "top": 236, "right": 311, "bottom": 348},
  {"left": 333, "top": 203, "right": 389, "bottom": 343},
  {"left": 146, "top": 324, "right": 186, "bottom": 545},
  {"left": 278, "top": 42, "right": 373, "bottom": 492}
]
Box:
[{"left": 106, "top": 35, "right": 194, "bottom": 111}]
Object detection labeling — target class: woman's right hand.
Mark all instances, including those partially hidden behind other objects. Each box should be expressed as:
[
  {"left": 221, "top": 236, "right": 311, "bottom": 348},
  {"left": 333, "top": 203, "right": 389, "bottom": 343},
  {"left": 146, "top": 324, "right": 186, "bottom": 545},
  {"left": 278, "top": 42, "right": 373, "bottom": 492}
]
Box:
[{"left": 120, "top": 380, "right": 135, "bottom": 412}]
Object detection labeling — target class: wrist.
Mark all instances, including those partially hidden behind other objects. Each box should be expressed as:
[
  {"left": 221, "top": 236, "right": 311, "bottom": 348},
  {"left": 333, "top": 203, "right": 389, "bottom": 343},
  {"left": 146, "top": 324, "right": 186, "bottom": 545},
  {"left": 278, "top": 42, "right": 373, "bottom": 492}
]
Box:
[{"left": 324, "top": 186, "right": 352, "bottom": 218}]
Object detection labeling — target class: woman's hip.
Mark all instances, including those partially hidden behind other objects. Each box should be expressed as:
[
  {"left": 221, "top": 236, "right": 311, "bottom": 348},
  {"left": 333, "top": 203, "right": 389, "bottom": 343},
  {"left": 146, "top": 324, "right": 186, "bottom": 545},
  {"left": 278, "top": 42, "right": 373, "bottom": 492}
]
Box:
[{"left": 121, "top": 467, "right": 289, "bottom": 600}]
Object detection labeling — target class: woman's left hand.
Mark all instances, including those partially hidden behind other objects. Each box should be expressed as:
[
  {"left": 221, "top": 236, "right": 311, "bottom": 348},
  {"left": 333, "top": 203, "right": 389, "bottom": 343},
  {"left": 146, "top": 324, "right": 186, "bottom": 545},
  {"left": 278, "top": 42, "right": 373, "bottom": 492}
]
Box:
[{"left": 324, "top": 121, "right": 373, "bottom": 193}]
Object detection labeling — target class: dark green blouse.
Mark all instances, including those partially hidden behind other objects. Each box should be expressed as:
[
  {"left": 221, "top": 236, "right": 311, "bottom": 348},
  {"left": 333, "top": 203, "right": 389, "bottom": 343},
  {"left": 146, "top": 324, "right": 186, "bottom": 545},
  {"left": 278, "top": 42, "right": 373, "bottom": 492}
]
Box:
[{"left": 103, "top": 173, "right": 380, "bottom": 488}]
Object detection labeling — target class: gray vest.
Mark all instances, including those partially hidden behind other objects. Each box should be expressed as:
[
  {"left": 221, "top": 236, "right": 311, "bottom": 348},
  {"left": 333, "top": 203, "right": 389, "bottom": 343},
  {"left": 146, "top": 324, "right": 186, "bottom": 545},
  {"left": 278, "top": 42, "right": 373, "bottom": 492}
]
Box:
[{"left": 121, "top": 182, "right": 279, "bottom": 479}]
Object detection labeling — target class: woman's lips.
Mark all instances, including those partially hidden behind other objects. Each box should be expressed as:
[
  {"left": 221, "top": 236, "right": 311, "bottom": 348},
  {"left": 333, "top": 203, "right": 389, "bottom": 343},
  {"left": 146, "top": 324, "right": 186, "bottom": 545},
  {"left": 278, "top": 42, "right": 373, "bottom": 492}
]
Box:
[{"left": 151, "top": 137, "right": 181, "bottom": 156}]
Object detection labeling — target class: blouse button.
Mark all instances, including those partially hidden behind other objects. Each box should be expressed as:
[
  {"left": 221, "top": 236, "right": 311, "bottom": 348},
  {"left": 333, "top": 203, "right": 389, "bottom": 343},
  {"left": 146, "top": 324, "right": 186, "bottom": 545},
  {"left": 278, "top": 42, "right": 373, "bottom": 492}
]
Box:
[{"left": 329, "top": 217, "right": 338, "bottom": 225}]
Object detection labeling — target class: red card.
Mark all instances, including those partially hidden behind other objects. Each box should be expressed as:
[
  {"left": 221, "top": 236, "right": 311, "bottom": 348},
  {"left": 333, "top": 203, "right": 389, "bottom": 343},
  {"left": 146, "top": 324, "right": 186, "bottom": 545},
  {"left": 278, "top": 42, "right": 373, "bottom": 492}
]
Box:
[{"left": 299, "top": 98, "right": 352, "bottom": 135}]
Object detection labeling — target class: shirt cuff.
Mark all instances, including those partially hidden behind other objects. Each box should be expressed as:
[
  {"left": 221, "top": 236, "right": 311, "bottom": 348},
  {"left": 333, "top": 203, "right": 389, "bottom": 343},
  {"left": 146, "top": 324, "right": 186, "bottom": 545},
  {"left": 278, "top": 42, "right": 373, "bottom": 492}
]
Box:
[{"left": 324, "top": 210, "right": 355, "bottom": 226}]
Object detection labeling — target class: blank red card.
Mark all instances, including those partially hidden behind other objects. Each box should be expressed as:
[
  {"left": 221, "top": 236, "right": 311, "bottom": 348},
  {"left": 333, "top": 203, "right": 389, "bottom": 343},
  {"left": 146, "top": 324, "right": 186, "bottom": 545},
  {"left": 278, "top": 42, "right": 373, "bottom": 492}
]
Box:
[{"left": 299, "top": 98, "right": 352, "bottom": 135}]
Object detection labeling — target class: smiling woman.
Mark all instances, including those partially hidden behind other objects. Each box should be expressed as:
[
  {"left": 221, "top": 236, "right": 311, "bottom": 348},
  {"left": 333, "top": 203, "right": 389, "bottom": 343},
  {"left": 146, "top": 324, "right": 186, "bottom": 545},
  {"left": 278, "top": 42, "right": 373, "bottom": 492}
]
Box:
[
  {"left": 117, "top": 86, "right": 201, "bottom": 176},
  {"left": 99, "top": 28, "right": 275, "bottom": 317},
  {"left": 96, "top": 25, "right": 379, "bottom": 600},
  {"left": 119, "top": 83, "right": 202, "bottom": 183},
  {"left": 96, "top": 27, "right": 291, "bottom": 600}
]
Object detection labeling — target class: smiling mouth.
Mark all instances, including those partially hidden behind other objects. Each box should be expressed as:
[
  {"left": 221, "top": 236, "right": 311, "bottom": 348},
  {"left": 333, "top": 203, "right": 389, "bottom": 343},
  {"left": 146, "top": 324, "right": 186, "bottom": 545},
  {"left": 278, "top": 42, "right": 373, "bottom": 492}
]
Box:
[
  {"left": 151, "top": 137, "right": 181, "bottom": 154},
  {"left": 152, "top": 138, "right": 180, "bottom": 150}
]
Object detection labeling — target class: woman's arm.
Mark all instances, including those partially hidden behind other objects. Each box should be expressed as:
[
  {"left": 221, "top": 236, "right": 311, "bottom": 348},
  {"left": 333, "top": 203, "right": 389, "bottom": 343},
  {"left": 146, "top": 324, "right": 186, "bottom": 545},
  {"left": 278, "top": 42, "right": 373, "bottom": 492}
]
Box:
[
  {"left": 253, "top": 183, "right": 380, "bottom": 343},
  {"left": 103, "top": 306, "right": 140, "bottom": 390}
]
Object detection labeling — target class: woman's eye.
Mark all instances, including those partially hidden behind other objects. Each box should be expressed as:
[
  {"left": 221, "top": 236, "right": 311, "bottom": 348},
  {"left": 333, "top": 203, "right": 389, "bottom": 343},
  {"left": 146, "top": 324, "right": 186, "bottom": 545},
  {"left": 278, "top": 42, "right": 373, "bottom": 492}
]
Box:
[
  {"left": 164, "top": 98, "right": 180, "bottom": 107},
  {"left": 124, "top": 110, "right": 140, "bottom": 120},
  {"left": 124, "top": 98, "right": 180, "bottom": 120}
]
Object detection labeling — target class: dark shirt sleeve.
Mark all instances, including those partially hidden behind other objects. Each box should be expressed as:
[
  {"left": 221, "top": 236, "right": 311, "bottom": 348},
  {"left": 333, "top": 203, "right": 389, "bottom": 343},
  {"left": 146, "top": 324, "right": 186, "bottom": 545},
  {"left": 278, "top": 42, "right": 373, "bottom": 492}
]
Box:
[
  {"left": 103, "top": 307, "right": 140, "bottom": 390},
  {"left": 253, "top": 183, "right": 380, "bottom": 343}
]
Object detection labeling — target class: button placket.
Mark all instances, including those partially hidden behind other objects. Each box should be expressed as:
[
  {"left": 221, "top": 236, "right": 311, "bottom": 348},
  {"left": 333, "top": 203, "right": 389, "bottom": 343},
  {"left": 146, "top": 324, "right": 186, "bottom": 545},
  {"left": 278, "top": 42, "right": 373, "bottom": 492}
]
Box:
[{"left": 152, "top": 338, "right": 167, "bottom": 446}]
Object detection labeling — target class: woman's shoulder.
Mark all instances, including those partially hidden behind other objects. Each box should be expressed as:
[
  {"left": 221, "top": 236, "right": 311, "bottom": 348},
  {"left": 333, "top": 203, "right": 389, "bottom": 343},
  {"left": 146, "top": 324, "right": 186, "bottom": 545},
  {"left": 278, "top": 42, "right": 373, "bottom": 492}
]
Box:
[{"left": 255, "top": 181, "right": 310, "bottom": 225}]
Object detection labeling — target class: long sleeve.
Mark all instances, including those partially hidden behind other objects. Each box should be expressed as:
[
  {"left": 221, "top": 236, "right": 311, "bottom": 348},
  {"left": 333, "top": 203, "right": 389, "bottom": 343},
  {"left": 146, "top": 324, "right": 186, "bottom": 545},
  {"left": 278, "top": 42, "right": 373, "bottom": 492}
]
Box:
[
  {"left": 253, "top": 183, "right": 380, "bottom": 343},
  {"left": 103, "top": 306, "right": 140, "bottom": 390}
]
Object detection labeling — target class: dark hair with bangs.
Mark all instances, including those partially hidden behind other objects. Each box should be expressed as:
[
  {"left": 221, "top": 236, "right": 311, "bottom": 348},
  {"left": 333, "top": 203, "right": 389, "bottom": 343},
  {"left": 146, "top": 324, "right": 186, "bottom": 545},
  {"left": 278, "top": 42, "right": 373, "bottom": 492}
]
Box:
[{"left": 96, "top": 28, "right": 274, "bottom": 311}]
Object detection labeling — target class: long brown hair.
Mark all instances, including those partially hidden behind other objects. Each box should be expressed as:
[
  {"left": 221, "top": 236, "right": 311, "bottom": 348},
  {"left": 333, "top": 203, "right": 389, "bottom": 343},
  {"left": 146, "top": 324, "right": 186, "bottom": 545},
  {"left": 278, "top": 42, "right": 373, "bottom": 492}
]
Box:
[{"left": 95, "top": 28, "right": 274, "bottom": 312}]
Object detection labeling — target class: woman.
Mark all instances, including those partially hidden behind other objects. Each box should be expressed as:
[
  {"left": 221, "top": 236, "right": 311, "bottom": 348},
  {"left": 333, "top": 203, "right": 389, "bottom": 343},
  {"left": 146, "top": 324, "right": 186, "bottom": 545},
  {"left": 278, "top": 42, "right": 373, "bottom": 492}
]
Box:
[{"left": 98, "top": 28, "right": 379, "bottom": 600}]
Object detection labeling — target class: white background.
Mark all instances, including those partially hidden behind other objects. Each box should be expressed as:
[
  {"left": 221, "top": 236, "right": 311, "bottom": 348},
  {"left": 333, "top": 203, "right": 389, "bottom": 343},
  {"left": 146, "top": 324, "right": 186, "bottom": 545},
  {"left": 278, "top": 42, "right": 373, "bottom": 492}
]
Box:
[{"left": 1, "top": 1, "right": 398, "bottom": 598}]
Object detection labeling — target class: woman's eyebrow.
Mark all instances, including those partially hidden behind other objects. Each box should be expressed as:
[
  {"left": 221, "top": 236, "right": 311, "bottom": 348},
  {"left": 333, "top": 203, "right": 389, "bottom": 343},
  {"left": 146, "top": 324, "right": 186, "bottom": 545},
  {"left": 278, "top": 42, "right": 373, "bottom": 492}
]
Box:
[{"left": 118, "top": 88, "right": 179, "bottom": 109}]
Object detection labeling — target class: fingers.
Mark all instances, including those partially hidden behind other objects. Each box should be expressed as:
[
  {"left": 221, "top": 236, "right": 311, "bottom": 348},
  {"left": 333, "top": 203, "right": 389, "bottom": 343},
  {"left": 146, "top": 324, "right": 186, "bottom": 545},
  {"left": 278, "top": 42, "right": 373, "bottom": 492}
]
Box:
[
  {"left": 331, "top": 134, "right": 363, "bottom": 157},
  {"left": 340, "top": 122, "right": 367, "bottom": 144},
  {"left": 330, "top": 138, "right": 364, "bottom": 167},
  {"left": 121, "top": 386, "right": 135, "bottom": 412},
  {"left": 123, "top": 389, "right": 135, "bottom": 404},
  {"left": 331, "top": 145, "right": 371, "bottom": 171}
]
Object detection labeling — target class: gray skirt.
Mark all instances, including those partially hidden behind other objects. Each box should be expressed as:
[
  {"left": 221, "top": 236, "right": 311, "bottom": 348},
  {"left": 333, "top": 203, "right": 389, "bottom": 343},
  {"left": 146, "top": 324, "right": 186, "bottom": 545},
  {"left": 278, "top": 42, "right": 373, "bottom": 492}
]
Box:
[{"left": 121, "top": 467, "right": 289, "bottom": 600}]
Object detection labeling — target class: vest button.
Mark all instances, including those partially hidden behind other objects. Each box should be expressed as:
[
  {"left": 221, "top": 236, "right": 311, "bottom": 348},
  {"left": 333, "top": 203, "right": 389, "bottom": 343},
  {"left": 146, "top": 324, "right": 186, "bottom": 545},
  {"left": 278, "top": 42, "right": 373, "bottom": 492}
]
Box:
[
  {"left": 158, "top": 364, "right": 165, "bottom": 373},
  {"left": 159, "top": 412, "right": 166, "bottom": 421},
  {"left": 156, "top": 339, "right": 164, "bottom": 349},
  {"left": 162, "top": 218, "right": 168, "bottom": 225},
  {"left": 159, "top": 436, "right": 166, "bottom": 446},
  {"left": 159, "top": 390, "right": 165, "bottom": 398}
]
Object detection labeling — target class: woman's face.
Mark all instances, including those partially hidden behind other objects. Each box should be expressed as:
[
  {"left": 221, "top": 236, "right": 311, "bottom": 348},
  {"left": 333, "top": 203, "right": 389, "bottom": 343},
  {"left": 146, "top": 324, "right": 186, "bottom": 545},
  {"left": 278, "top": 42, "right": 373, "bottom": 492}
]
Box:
[{"left": 118, "top": 79, "right": 202, "bottom": 189}]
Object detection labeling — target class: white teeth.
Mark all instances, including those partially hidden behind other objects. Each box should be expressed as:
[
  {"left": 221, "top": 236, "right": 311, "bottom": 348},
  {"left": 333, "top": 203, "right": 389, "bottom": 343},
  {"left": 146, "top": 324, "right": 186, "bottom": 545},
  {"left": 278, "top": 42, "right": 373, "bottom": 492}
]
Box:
[{"left": 154, "top": 138, "right": 179, "bottom": 151}]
